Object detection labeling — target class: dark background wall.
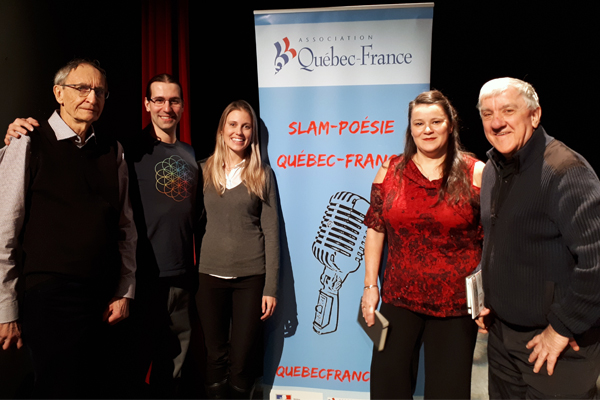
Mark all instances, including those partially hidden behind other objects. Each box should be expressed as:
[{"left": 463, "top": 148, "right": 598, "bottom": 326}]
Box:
[
  {"left": 0, "top": 0, "right": 140, "bottom": 145},
  {"left": 196, "top": 0, "right": 598, "bottom": 172},
  {"left": 2, "top": 1, "right": 596, "bottom": 167}
]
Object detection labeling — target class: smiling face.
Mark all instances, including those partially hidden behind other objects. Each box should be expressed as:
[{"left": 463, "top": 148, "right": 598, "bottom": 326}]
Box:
[
  {"left": 53, "top": 64, "right": 106, "bottom": 135},
  {"left": 480, "top": 86, "right": 541, "bottom": 158},
  {"left": 410, "top": 103, "right": 451, "bottom": 159},
  {"left": 144, "top": 81, "right": 184, "bottom": 139},
  {"left": 221, "top": 109, "right": 253, "bottom": 162}
]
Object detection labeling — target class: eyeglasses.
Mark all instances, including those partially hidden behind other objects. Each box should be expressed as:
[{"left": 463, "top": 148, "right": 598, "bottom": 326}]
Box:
[
  {"left": 62, "top": 84, "right": 109, "bottom": 99},
  {"left": 148, "top": 97, "right": 183, "bottom": 107}
]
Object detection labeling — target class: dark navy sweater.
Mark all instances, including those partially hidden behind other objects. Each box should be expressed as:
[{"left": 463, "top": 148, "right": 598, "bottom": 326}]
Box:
[{"left": 481, "top": 126, "right": 600, "bottom": 337}]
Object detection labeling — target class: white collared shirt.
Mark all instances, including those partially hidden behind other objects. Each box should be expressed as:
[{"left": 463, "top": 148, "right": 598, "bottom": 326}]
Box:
[
  {"left": 49, "top": 111, "right": 96, "bottom": 148},
  {"left": 225, "top": 159, "right": 245, "bottom": 189}
]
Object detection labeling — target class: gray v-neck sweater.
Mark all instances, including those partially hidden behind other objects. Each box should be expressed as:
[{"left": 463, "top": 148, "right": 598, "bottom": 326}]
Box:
[{"left": 198, "top": 163, "right": 280, "bottom": 297}]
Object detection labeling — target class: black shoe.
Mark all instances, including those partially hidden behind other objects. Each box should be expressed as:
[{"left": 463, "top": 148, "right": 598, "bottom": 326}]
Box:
[
  {"left": 205, "top": 379, "right": 228, "bottom": 399},
  {"left": 228, "top": 383, "right": 254, "bottom": 399}
]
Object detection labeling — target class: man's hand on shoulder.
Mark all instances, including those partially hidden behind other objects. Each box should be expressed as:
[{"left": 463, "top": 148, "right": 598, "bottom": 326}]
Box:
[
  {"left": 5, "top": 118, "right": 39, "bottom": 146},
  {"left": 0, "top": 321, "right": 23, "bottom": 350},
  {"left": 526, "top": 324, "right": 579, "bottom": 375},
  {"left": 103, "top": 297, "right": 130, "bottom": 325}
]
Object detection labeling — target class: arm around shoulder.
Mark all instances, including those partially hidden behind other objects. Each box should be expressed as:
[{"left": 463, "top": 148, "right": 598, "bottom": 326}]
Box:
[{"left": 4, "top": 118, "right": 40, "bottom": 146}]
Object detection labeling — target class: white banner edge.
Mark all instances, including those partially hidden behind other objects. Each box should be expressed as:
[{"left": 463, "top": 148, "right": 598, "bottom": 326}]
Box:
[{"left": 254, "top": 2, "right": 434, "bottom": 16}]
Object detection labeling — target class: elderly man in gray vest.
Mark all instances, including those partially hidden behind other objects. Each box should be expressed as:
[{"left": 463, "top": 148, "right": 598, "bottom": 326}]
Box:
[{"left": 0, "top": 59, "right": 136, "bottom": 398}]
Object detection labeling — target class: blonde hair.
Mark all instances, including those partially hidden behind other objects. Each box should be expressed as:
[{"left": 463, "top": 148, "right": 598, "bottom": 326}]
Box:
[{"left": 204, "top": 100, "right": 267, "bottom": 201}]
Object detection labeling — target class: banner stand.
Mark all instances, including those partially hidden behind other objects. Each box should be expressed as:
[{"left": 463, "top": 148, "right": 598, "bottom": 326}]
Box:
[{"left": 255, "top": 4, "right": 434, "bottom": 398}]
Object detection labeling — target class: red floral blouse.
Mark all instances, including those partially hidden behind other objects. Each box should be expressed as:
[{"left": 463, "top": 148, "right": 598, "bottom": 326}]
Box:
[{"left": 364, "top": 155, "right": 483, "bottom": 317}]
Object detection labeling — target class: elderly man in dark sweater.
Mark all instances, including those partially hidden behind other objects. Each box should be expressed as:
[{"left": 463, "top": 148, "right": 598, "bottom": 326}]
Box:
[{"left": 476, "top": 77, "right": 600, "bottom": 398}]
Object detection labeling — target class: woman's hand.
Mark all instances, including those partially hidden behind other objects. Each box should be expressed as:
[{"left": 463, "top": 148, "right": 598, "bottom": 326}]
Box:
[
  {"left": 475, "top": 307, "right": 493, "bottom": 333},
  {"left": 261, "top": 295, "right": 277, "bottom": 321},
  {"left": 5, "top": 118, "right": 39, "bottom": 146},
  {"left": 362, "top": 286, "right": 380, "bottom": 327}
]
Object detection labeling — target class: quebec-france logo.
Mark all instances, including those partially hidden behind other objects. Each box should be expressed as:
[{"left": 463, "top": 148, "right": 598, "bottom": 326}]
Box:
[{"left": 274, "top": 37, "right": 297, "bottom": 74}]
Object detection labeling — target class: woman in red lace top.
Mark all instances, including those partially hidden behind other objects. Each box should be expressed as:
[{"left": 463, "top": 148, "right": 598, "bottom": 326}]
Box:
[{"left": 361, "top": 90, "right": 485, "bottom": 399}]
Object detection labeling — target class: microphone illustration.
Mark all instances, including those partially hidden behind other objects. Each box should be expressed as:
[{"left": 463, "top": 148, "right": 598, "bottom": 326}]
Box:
[{"left": 312, "top": 191, "right": 370, "bottom": 334}]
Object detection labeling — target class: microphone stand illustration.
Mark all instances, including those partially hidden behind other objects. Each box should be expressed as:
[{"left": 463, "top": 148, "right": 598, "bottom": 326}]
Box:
[{"left": 312, "top": 191, "right": 370, "bottom": 334}]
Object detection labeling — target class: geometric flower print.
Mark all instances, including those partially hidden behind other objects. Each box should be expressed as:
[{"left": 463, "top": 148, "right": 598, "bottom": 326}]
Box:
[{"left": 155, "top": 155, "right": 193, "bottom": 202}]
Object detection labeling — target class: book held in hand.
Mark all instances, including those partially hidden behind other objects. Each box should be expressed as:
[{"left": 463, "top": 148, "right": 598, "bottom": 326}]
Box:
[
  {"left": 357, "top": 298, "right": 389, "bottom": 351},
  {"left": 466, "top": 269, "right": 484, "bottom": 319}
]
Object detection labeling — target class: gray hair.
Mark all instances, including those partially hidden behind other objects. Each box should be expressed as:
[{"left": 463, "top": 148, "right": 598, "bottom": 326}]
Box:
[
  {"left": 53, "top": 59, "right": 107, "bottom": 86},
  {"left": 477, "top": 77, "right": 540, "bottom": 111}
]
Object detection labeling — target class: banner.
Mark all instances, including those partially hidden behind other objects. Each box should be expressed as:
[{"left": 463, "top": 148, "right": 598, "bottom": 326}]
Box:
[{"left": 255, "top": 4, "right": 433, "bottom": 399}]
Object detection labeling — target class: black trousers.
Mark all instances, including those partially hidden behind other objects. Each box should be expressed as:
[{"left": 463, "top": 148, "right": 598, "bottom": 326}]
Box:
[
  {"left": 488, "top": 319, "right": 600, "bottom": 399},
  {"left": 121, "top": 275, "right": 195, "bottom": 398},
  {"left": 370, "top": 302, "right": 478, "bottom": 399},
  {"left": 21, "top": 277, "right": 121, "bottom": 399},
  {"left": 117, "top": 277, "right": 180, "bottom": 398},
  {"left": 196, "top": 273, "right": 265, "bottom": 391}
]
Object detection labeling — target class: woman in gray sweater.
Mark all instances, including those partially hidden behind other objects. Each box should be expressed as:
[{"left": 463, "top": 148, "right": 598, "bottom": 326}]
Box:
[{"left": 197, "top": 100, "right": 279, "bottom": 399}]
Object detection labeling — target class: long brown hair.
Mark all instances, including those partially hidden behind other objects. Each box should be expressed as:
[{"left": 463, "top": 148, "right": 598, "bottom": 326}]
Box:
[
  {"left": 395, "top": 90, "right": 475, "bottom": 205},
  {"left": 203, "top": 100, "right": 267, "bottom": 200}
]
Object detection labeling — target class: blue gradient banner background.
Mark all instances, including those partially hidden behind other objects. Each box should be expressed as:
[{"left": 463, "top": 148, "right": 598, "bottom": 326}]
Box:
[{"left": 255, "top": 5, "right": 433, "bottom": 398}]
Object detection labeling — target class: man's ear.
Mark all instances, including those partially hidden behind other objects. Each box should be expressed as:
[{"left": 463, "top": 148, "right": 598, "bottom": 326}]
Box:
[
  {"left": 531, "top": 106, "right": 542, "bottom": 129},
  {"left": 144, "top": 98, "right": 151, "bottom": 113},
  {"left": 53, "top": 85, "right": 64, "bottom": 106}
]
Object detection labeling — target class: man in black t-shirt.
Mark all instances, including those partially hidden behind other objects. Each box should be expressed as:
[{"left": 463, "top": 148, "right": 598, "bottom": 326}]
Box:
[{"left": 125, "top": 73, "right": 200, "bottom": 397}]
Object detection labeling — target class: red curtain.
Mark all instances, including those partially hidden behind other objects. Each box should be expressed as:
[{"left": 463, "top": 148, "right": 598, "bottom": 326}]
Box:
[{"left": 142, "top": 0, "right": 191, "bottom": 145}]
